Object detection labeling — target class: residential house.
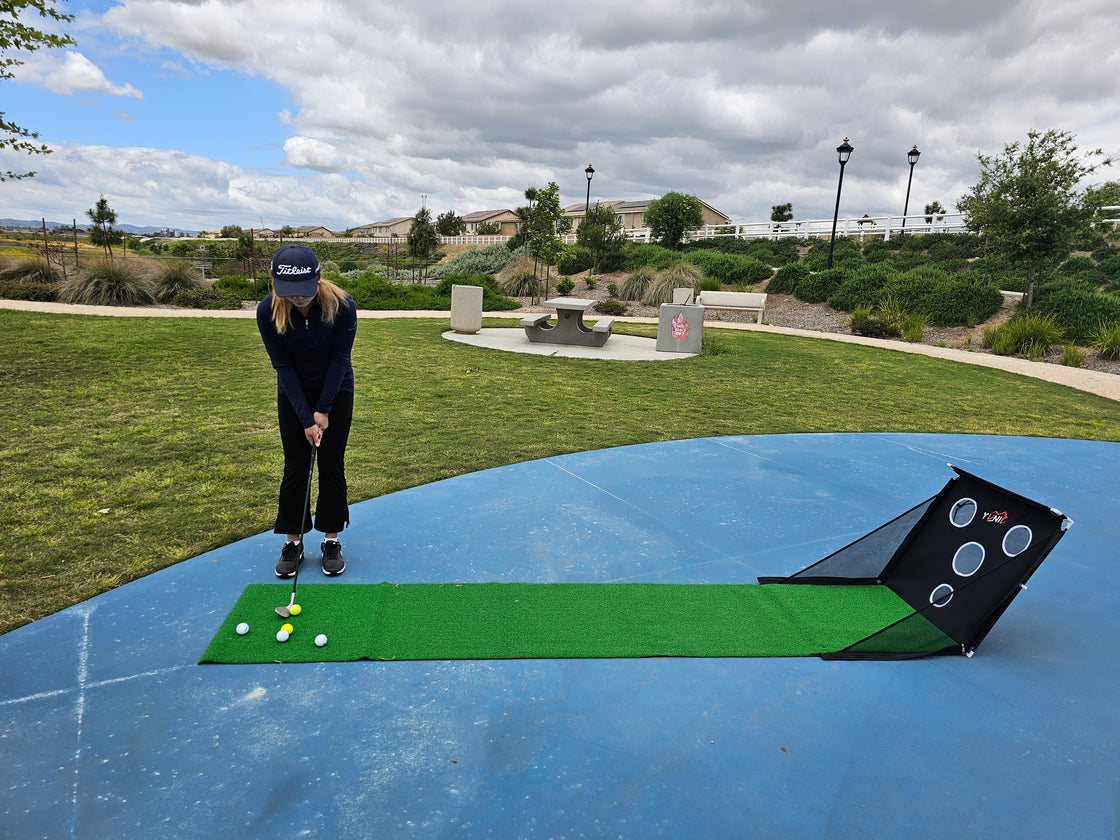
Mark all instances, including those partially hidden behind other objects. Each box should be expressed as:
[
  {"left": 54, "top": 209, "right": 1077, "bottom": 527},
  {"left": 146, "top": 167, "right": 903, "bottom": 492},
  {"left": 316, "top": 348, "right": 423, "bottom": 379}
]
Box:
[
  {"left": 563, "top": 198, "right": 731, "bottom": 231},
  {"left": 462, "top": 209, "right": 521, "bottom": 237},
  {"left": 293, "top": 225, "right": 336, "bottom": 239},
  {"left": 350, "top": 218, "right": 413, "bottom": 237}
]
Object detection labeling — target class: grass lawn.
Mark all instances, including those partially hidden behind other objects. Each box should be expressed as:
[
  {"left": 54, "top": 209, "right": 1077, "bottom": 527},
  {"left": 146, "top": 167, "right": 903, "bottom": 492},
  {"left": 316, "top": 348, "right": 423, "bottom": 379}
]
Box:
[{"left": 2, "top": 309, "right": 1118, "bottom": 635}]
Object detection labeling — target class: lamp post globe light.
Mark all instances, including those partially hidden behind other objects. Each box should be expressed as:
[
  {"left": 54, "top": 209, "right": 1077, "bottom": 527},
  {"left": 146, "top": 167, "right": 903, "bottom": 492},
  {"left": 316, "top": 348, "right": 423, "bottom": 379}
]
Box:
[
  {"left": 826, "top": 138, "right": 854, "bottom": 270},
  {"left": 584, "top": 164, "right": 595, "bottom": 214},
  {"left": 901, "top": 144, "right": 920, "bottom": 232}
]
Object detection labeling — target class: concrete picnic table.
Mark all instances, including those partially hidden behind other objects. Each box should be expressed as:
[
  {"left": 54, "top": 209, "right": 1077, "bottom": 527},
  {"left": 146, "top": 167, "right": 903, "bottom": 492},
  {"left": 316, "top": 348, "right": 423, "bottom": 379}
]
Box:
[{"left": 520, "top": 297, "right": 614, "bottom": 347}]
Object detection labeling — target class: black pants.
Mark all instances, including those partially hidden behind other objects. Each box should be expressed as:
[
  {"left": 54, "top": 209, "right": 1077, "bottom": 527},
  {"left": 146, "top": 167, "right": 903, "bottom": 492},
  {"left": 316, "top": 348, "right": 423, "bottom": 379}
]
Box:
[{"left": 274, "top": 390, "right": 353, "bottom": 536}]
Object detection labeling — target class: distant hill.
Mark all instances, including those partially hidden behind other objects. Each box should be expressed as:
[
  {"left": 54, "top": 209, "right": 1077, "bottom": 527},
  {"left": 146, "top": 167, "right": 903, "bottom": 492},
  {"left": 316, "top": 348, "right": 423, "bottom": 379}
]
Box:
[{"left": 0, "top": 218, "right": 198, "bottom": 237}]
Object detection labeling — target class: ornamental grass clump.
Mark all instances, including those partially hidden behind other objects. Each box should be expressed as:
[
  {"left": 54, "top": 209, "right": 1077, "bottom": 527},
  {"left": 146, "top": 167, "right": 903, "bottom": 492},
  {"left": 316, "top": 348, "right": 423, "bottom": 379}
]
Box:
[
  {"left": 1091, "top": 322, "right": 1120, "bottom": 360},
  {"left": 59, "top": 261, "right": 156, "bottom": 306},
  {"left": 982, "top": 313, "right": 1064, "bottom": 359},
  {"left": 155, "top": 260, "right": 205, "bottom": 303}
]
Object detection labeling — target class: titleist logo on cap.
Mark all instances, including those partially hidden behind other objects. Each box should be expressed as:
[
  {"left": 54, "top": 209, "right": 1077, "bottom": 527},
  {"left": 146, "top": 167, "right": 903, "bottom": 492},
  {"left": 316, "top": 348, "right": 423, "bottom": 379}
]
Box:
[{"left": 275, "top": 264, "right": 315, "bottom": 276}]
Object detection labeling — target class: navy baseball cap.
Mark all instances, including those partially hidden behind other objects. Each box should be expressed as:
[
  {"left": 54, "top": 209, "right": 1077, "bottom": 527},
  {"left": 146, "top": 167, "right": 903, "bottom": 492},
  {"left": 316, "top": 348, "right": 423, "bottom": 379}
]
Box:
[{"left": 270, "top": 244, "right": 321, "bottom": 297}]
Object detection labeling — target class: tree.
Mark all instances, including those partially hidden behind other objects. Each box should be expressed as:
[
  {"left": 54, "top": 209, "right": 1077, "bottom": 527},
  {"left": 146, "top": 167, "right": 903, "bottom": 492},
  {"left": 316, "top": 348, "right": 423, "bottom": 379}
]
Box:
[
  {"left": 923, "top": 201, "right": 946, "bottom": 225},
  {"left": 86, "top": 194, "right": 121, "bottom": 259},
  {"left": 957, "top": 129, "right": 1111, "bottom": 307},
  {"left": 526, "top": 181, "right": 570, "bottom": 300},
  {"left": 407, "top": 206, "right": 439, "bottom": 282},
  {"left": 576, "top": 203, "right": 625, "bottom": 273},
  {"left": 436, "top": 210, "right": 466, "bottom": 237},
  {"left": 1, "top": 0, "right": 75, "bottom": 181},
  {"left": 476, "top": 220, "right": 501, "bottom": 236},
  {"left": 770, "top": 203, "right": 793, "bottom": 223},
  {"left": 220, "top": 224, "right": 244, "bottom": 239},
  {"left": 644, "top": 192, "right": 704, "bottom": 249}
]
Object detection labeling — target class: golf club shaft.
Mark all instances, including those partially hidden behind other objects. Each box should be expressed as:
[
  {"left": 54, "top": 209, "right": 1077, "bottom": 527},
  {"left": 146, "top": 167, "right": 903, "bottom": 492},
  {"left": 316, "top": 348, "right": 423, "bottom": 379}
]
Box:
[{"left": 286, "top": 443, "right": 317, "bottom": 605}]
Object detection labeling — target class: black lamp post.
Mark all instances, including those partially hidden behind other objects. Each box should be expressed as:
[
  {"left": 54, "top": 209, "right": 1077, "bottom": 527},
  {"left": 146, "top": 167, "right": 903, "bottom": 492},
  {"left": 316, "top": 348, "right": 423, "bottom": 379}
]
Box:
[
  {"left": 901, "top": 144, "right": 920, "bottom": 232},
  {"left": 826, "top": 138, "right": 854, "bottom": 269},
  {"left": 584, "top": 164, "right": 595, "bottom": 214}
]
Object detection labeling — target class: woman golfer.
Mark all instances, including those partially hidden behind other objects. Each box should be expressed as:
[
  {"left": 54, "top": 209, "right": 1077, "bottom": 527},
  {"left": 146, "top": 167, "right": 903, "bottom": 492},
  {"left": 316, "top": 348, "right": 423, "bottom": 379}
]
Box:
[{"left": 257, "top": 244, "right": 357, "bottom": 578}]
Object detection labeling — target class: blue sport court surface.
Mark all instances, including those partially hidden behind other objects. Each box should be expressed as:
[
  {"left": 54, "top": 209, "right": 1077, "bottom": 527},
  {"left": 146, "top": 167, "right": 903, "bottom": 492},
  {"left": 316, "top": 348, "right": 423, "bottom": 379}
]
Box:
[{"left": 2, "top": 433, "right": 1117, "bottom": 839}]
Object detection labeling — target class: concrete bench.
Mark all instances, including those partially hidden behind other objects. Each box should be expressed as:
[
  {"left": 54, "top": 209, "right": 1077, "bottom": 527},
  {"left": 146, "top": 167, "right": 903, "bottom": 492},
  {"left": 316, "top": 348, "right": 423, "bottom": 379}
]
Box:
[
  {"left": 519, "top": 313, "right": 550, "bottom": 328},
  {"left": 695, "top": 291, "right": 767, "bottom": 324},
  {"left": 592, "top": 317, "right": 614, "bottom": 334}
]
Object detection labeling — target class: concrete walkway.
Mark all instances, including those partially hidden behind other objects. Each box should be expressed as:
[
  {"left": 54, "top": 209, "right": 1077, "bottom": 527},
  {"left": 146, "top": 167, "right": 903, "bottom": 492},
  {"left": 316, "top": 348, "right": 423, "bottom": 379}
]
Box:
[{"left": 3, "top": 300, "right": 1118, "bottom": 401}]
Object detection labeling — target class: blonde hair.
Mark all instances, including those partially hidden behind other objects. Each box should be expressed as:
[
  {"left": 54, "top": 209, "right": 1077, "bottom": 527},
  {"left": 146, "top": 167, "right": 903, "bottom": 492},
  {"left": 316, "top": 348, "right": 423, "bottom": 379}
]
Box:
[{"left": 270, "top": 277, "right": 350, "bottom": 334}]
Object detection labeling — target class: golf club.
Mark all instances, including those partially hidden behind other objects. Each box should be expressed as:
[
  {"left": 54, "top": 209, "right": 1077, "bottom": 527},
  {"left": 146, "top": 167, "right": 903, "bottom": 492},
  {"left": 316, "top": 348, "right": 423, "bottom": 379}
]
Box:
[{"left": 276, "top": 442, "right": 317, "bottom": 618}]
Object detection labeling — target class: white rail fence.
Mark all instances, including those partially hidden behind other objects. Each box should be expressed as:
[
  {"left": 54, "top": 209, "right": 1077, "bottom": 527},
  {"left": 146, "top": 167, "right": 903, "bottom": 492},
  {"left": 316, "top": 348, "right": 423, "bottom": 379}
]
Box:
[{"left": 289, "top": 212, "right": 971, "bottom": 247}]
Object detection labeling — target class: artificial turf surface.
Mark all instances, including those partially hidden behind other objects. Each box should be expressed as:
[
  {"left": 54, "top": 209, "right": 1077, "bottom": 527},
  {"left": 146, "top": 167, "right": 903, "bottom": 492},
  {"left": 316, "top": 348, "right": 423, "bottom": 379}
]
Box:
[{"left": 199, "top": 582, "right": 955, "bottom": 663}]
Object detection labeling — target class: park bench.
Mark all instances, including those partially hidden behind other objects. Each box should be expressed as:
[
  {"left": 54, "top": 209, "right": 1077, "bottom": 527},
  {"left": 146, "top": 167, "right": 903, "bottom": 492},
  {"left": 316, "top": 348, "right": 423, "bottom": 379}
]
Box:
[{"left": 695, "top": 291, "right": 767, "bottom": 324}]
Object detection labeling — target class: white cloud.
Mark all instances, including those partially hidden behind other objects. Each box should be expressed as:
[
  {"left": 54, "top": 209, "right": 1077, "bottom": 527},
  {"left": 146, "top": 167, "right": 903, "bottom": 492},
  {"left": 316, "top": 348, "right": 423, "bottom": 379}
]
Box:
[
  {"left": 9, "top": 0, "right": 1120, "bottom": 228},
  {"left": 18, "top": 52, "right": 143, "bottom": 99}
]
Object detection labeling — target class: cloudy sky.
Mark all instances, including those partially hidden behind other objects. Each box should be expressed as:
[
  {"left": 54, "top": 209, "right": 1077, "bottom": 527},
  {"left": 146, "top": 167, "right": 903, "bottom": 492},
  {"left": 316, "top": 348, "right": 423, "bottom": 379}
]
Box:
[{"left": 2, "top": 0, "right": 1118, "bottom": 232}]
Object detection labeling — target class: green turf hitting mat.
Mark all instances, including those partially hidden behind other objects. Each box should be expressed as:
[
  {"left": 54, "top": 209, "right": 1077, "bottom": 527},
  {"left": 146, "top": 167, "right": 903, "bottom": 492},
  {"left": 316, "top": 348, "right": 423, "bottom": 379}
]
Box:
[{"left": 199, "top": 582, "right": 953, "bottom": 664}]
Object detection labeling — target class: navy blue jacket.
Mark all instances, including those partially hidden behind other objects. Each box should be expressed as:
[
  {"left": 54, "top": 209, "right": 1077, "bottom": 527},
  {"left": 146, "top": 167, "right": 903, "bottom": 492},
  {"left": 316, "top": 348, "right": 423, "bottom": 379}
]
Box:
[{"left": 256, "top": 293, "right": 357, "bottom": 429}]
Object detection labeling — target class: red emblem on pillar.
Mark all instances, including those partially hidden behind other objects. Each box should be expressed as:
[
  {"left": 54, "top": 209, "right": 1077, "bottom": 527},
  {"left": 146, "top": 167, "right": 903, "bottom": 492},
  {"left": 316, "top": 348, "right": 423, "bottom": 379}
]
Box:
[{"left": 671, "top": 311, "right": 690, "bottom": 340}]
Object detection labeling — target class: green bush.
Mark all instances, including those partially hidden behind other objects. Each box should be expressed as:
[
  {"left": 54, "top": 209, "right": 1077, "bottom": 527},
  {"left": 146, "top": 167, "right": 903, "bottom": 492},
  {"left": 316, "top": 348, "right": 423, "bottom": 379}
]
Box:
[
  {"left": 213, "top": 275, "right": 261, "bottom": 300},
  {"left": 154, "top": 260, "right": 205, "bottom": 303},
  {"left": 620, "top": 244, "right": 679, "bottom": 272},
  {"left": 434, "top": 273, "right": 521, "bottom": 311},
  {"left": 849, "top": 305, "right": 901, "bottom": 338},
  {"left": 430, "top": 242, "right": 516, "bottom": 279},
  {"left": 59, "top": 261, "right": 156, "bottom": 306},
  {"left": 556, "top": 244, "right": 594, "bottom": 276},
  {"left": 687, "top": 250, "right": 772, "bottom": 285},
  {"left": 794, "top": 268, "right": 845, "bottom": 304},
  {"left": 982, "top": 313, "right": 1064, "bottom": 358},
  {"left": 174, "top": 287, "right": 244, "bottom": 310},
  {"left": 555, "top": 277, "right": 575, "bottom": 296},
  {"left": 0, "top": 279, "right": 58, "bottom": 301},
  {"left": 698, "top": 277, "right": 721, "bottom": 292},
  {"left": 1033, "top": 284, "right": 1120, "bottom": 344},
  {"left": 766, "top": 262, "right": 809, "bottom": 295},
  {"left": 593, "top": 298, "right": 628, "bottom": 316},
  {"left": 827, "top": 263, "right": 897, "bottom": 311}
]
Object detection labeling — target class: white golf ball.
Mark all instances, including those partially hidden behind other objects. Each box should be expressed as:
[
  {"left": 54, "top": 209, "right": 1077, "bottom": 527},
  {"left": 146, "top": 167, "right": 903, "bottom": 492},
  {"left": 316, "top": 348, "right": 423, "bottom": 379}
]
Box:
[
  {"left": 236, "top": 622, "right": 249, "bottom": 636},
  {"left": 276, "top": 629, "right": 290, "bottom": 642},
  {"left": 314, "top": 634, "right": 328, "bottom": 647}
]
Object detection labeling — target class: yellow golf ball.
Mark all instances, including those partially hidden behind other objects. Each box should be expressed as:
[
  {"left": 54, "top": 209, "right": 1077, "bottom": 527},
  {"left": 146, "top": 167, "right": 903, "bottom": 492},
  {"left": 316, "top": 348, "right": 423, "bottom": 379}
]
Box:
[
  {"left": 281, "top": 623, "right": 294, "bottom": 634},
  {"left": 289, "top": 604, "right": 302, "bottom": 616}
]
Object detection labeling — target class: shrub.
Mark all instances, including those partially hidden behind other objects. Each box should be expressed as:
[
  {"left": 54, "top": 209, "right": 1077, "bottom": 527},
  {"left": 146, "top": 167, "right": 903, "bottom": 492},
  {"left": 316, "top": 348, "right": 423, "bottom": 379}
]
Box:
[
  {"left": 59, "top": 261, "right": 156, "bottom": 306},
  {"left": 698, "top": 277, "right": 721, "bottom": 292},
  {"left": 794, "top": 268, "right": 845, "bottom": 304},
  {"left": 593, "top": 298, "right": 628, "bottom": 316},
  {"left": 686, "top": 250, "right": 772, "bottom": 286},
  {"left": 499, "top": 258, "right": 540, "bottom": 298},
  {"left": 616, "top": 265, "right": 657, "bottom": 301},
  {"left": 620, "top": 244, "right": 678, "bottom": 272},
  {"left": 1032, "top": 284, "right": 1120, "bottom": 344},
  {"left": 556, "top": 245, "right": 593, "bottom": 276},
  {"left": 154, "top": 260, "right": 205, "bottom": 303},
  {"left": 0, "top": 279, "right": 58, "bottom": 301},
  {"left": 434, "top": 272, "right": 520, "bottom": 311},
  {"left": 827, "top": 263, "right": 897, "bottom": 311},
  {"left": 432, "top": 243, "right": 517, "bottom": 279},
  {"left": 1092, "top": 322, "right": 1120, "bottom": 360},
  {"left": 555, "top": 277, "right": 575, "bottom": 296},
  {"left": 174, "top": 287, "right": 244, "bottom": 310},
  {"left": 982, "top": 313, "right": 1064, "bottom": 358},
  {"left": 212, "top": 275, "right": 260, "bottom": 300},
  {"left": 766, "top": 262, "right": 809, "bottom": 295},
  {"left": 925, "top": 276, "right": 1003, "bottom": 327},
  {"left": 850, "top": 305, "right": 901, "bottom": 338}
]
